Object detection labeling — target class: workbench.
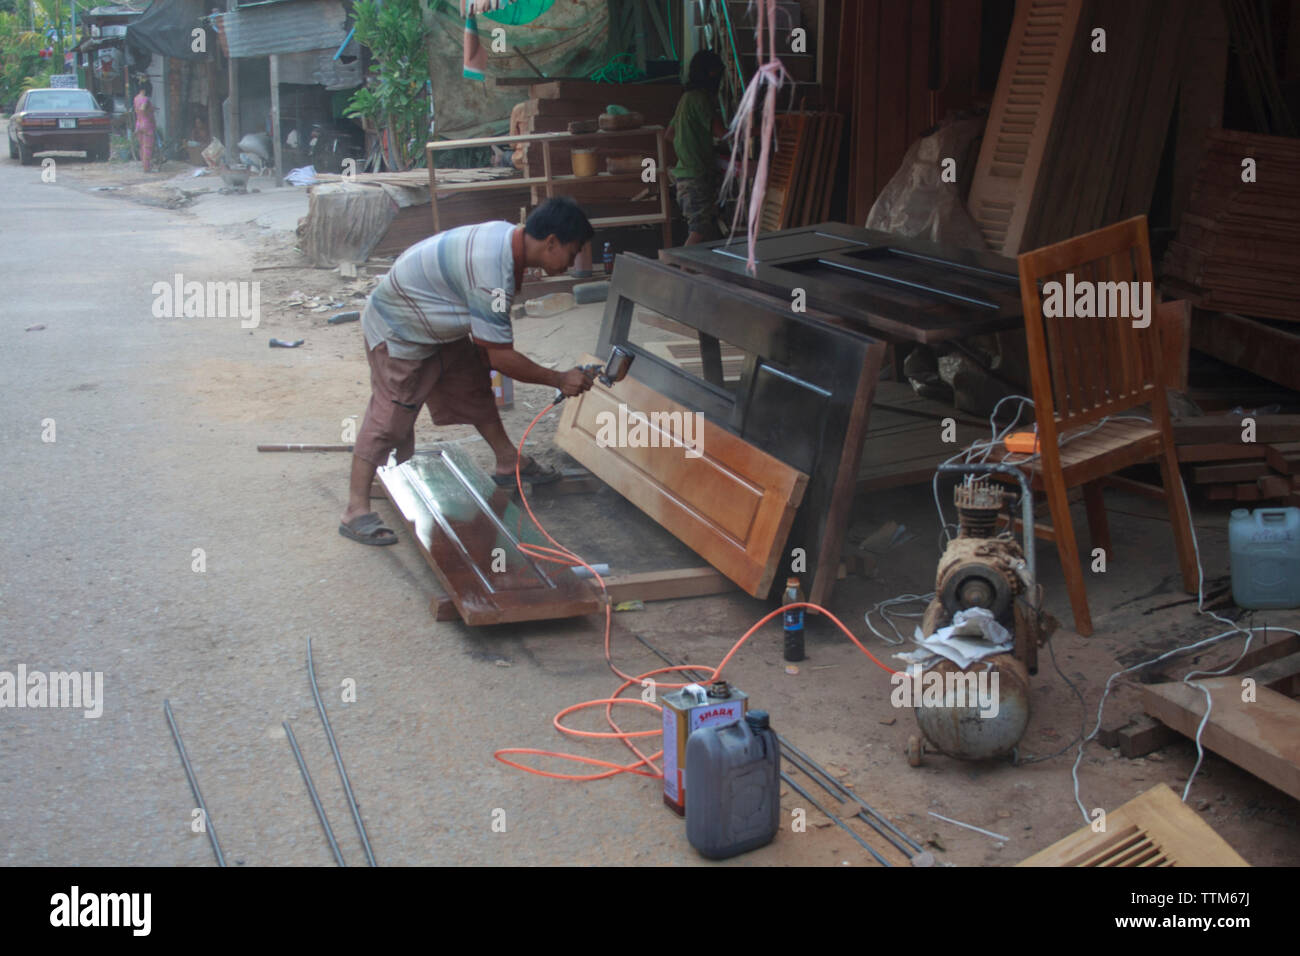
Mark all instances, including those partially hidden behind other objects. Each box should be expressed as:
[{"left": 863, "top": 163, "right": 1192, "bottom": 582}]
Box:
[{"left": 657, "top": 221, "right": 1024, "bottom": 344}]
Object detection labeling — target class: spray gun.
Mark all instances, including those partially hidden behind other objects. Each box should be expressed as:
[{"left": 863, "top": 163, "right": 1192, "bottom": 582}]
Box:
[{"left": 552, "top": 345, "right": 634, "bottom": 405}]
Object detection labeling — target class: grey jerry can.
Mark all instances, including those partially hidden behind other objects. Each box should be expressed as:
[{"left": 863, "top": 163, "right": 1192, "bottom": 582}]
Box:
[{"left": 685, "top": 710, "right": 780, "bottom": 859}]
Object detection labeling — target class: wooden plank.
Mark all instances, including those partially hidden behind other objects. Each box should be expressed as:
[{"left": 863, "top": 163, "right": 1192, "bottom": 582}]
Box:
[
  {"left": 1239, "top": 652, "right": 1300, "bottom": 699},
  {"left": 1265, "top": 442, "right": 1300, "bottom": 475},
  {"left": 1155, "top": 299, "right": 1191, "bottom": 391},
  {"left": 1173, "top": 414, "right": 1300, "bottom": 445},
  {"left": 1189, "top": 311, "right": 1300, "bottom": 394},
  {"left": 1176, "top": 442, "right": 1269, "bottom": 463},
  {"left": 556, "top": 360, "right": 809, "bottom": 598},
  {"left": 875, "top": 0, "right": 911, "bottom": 213},
  {"left": 1018, "top": 783, "right": 1249, "bottom": 867},
  {"left": 848, "top": 0, "right": 880, "bottom": 224},
  {"left": 1143, "top": 678, "right": 1300, "bottom": 802},
  {"left": 603, "top": 567, "right": 736, "bottom": 603},
  {"left": 378, "top": 446, "right": 602, "bottom": 626},
  {"left": 1190, "top": 460, "right": 1274, "bottom": 484},
  {"left": 1116, "top": 715, "right": 1178, "bottom": 759},
  {"left": 1258, "top": 474, "right": 1292, "bottom": 499}
]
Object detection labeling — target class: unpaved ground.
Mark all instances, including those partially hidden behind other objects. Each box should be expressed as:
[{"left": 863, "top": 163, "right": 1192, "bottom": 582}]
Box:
[{"left": 5, "top": 148, "right": 1298, "bottom": 868}]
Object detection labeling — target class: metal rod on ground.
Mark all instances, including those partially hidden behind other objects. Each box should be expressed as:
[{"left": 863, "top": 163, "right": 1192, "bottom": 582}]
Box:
[
  {"left": 283, "top": 721, "right": 346, "bottom": 866},
  {"left": 257, "top": 443, "right": 355, "bottom": 452},
  {"left": 779, "top": 734, "right": 925, "bottom": 853},
  {"left": 778, "top": 743, "right": 847, "bottom": 803},
  {"left": 782, "top": 772, "right": 892, "bottom": 867},
  {"left": 163, "top": 699, "right": 226, "bottom": 867},
  {"left": 307, "top": 638, "right": 377, "bottom": 866},
  {"left": 781, "top": 749, "right": 917, "bottom": 858}
]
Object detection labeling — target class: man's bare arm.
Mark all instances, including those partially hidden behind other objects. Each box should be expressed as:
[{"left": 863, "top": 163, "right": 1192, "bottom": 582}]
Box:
[{"left": 484, "top": 345, "right": 592, "bottom": 395}]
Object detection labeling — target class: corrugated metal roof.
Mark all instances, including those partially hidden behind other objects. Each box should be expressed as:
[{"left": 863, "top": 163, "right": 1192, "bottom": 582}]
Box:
[{"left": 214, "top": 0, "right": 349, "bottom": 58}]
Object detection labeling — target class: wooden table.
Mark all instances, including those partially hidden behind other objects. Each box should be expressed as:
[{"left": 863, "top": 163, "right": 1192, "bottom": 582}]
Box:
[{"left": 658, "top": 221, "right": 1024, "bottom": 344}]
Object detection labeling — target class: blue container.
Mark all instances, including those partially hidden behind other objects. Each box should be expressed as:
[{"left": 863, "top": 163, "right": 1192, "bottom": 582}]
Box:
[
  {"left": 1229, "top": 507, "right": 1300, "bottom": 610},
  {"left": 685, "top": 710, "right": 780, "bottom": 859}
]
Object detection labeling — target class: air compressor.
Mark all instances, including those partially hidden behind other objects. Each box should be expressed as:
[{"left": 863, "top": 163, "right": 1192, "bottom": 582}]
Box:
[{"left": 906, "top": 463, "right": 1053, "bottom": 766}]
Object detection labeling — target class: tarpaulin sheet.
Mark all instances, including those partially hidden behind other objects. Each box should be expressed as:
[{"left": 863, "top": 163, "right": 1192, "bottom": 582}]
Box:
[
  {"left": 425, "top": 0, "right": 609, "bottom": 139},
  {"left": 126, "top": 0, "right": 212, "bottom": 61}
]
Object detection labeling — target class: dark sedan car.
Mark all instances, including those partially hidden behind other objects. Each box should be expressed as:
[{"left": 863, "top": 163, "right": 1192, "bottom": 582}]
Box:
[{"left": 7, "top": 88, "right": 112, "bottom": 165}]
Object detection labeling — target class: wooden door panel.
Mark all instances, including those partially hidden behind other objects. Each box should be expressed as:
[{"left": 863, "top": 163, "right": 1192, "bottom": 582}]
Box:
[
  {"left": 557, "top": 360, "right": 808, "bottom": 598},
  {"left": 378, "top": 445, "right": 602, "bottom": 625}
]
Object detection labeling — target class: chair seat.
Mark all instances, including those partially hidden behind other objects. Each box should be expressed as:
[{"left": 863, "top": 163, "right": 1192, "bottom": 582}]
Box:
[{"left": 1001, "top": 418, "right": 1162, "bottom": 488}]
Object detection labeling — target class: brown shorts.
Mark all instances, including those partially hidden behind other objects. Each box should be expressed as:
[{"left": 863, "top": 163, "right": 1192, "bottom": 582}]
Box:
[{"left": 354, "top": 337, "right": 501, "bottom": 468}]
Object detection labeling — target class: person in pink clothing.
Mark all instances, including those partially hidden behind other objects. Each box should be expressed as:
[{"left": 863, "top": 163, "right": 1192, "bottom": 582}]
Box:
[{"left": 133, "top": 79, "right": 156, "bottom": 172}]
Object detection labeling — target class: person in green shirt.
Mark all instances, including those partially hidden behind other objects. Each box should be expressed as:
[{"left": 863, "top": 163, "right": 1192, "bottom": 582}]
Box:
[{"left": 667, "top": 50, "right": 727, "bottom": 245}]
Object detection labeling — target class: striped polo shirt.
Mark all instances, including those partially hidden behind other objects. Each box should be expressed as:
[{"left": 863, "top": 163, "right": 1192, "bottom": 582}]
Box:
[{"left": 362, "top": 221, "right": 518, "bottom": 360}]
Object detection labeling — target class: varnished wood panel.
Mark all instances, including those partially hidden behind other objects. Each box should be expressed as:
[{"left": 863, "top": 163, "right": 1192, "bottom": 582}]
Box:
[
  {"left": 557, "top": 359, "right": 808, "bottom": 598},
  {"left": 378, "top": 446, "right": 601, "bottom": 626}
]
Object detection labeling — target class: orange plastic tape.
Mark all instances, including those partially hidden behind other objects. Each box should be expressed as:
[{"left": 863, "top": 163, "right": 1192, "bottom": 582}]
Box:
[{"left": 1004, "top": 431, "right": 1040, "bottom": 454}]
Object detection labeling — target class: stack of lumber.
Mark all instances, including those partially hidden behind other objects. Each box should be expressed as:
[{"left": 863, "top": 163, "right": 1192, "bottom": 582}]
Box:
[
  {"left": 1175, "top": 414, "right": 1300, "bottom": 505},
  {"left": 968, "top": 0, "right": 1188, "bottom": 254},
  {"left": 759, "top": 112, "right": 843, "bottom": 232},
  {"left": 1161, "top": 129, "right": 1300, "bottom": 321},
  {"left": 518, "top": 79, "right": 681, "bottom": 205}
]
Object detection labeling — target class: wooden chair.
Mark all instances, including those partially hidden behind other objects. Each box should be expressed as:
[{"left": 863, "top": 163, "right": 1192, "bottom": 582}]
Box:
[{"left": 1010, "top": 215, "right": 1198, "bottom": 636}]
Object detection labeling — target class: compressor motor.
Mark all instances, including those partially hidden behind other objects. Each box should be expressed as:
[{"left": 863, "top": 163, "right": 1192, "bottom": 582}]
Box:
[{"left": 911, "top": 475, "right": 1051, "bottom": 763}]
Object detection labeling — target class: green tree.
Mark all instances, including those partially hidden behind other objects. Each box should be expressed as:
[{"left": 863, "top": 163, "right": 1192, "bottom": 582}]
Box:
[
  {"left": 344, "top": 0, "right": 431, "bottom": 170},
  {"left": 0, "top": 12, "right": 47, "bottom": 107}
]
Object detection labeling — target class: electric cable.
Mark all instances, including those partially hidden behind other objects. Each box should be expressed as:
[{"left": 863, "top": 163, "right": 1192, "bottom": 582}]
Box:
[{"left": 1067, "top": 471, "right": 1300, "bottom": 822}]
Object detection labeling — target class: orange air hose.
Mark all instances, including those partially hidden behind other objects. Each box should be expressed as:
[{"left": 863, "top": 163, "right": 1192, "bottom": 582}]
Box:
[{"left": 493, "top": 399, "right": 899, "bottom": 782}]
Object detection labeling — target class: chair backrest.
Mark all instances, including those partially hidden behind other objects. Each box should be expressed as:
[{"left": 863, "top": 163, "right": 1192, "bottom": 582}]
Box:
[{"left": 1017, "top": 215, "right": 1164, "bottom": 437}]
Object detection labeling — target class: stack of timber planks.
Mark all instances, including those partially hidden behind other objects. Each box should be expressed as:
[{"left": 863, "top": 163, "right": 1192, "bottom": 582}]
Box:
[
  {"left": 1175, "top": 414, "right": 1300, "bottom": 505},
  {"left": 518, "top": 79, "right": 681, "bottom": 206},
  {"left": 967, "top": 0, "right": 1189, "bottom": 254},
  {"left": 1161, "top": 129, "right": 1300, "bottom": 322},
  {"left": 759, "top": 112, "right": 843, "bottom": 232}
]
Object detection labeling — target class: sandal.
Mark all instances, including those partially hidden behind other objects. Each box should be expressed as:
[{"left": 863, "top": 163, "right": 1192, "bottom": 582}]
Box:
[
  {"left": 338, "top": 512, "right": 398, "bottom": 546},
  {"left": 493, "top": 457, "right": 561, "bottom": 487}
]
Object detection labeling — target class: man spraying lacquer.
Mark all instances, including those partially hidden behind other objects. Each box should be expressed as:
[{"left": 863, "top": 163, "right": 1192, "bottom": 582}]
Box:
[{"left": 339, "top": 197, "right": 595, "bottom": 545}]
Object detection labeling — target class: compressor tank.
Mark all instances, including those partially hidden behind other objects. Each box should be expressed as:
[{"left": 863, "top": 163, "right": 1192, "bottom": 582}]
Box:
[{"left": 912, "top": 655, "right": 1030, "bottom": 760}]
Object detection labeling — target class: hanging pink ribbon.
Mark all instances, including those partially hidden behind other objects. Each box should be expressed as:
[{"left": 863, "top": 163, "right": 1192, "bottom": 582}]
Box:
[{"left": 718, "top": 0, "right": 789, "bottom": 274}]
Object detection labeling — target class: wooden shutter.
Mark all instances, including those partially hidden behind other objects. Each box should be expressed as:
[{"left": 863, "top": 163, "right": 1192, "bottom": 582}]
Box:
[
  {"left": 967, "top": 0, "right": 1084, "bottom": 253},
  {"left": 1018, "top": 783, "right": 1249, "bottom": 866}
]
